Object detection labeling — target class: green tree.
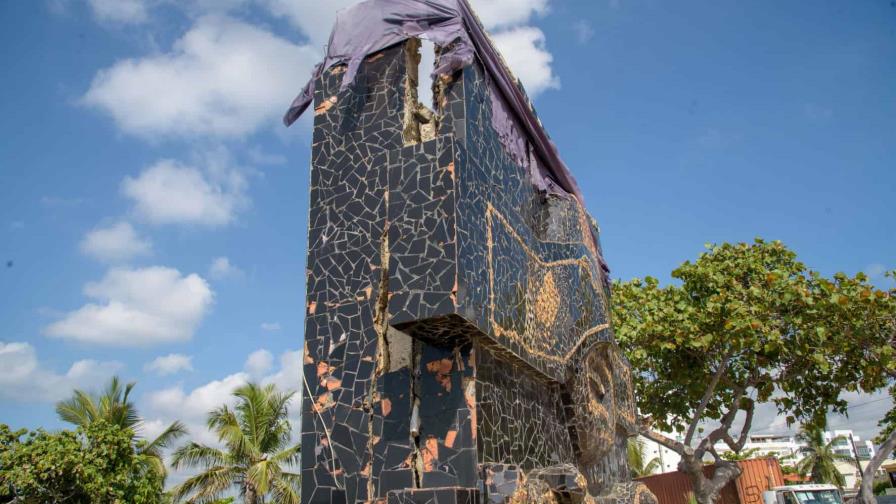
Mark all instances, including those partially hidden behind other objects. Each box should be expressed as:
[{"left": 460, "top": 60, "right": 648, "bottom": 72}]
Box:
[
  {"left": 628, "top": 437, "right": 662, "bottom": 477},
  {"left": 719, "top": 448, "right": 762, "bottom": 462},
  {"left": 795, "top": 426, "right": 849, "bottom": 488},
  {"left": 170, "top": 383, "right": 301, "bottom": 504},
  {"left": 853, "top": 271, "right": 896, "bottom": 504},
  {"left": 0, "top": 420, "right": 165, "bottom": 503},
  {"left": 612, "top": 240, "right": 896, "bottom": 504},
  {"left": 56, "top": 376, "right": 187, "bottom": 479}
]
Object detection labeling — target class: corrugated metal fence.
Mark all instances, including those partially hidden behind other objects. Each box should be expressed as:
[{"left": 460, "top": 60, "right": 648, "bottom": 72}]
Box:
[{"left": 636, "top": 458, "right": 785, "bottom": 504}]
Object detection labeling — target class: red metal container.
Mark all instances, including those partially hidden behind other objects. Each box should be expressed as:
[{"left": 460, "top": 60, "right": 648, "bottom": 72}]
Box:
[{"left": 636, "top": 458, "right": 785, "bottom": 504}]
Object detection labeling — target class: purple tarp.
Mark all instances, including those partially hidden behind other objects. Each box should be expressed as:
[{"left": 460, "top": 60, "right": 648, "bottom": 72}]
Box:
[{"left": 284, "top": 0, "right": 606, "bottom": 272}]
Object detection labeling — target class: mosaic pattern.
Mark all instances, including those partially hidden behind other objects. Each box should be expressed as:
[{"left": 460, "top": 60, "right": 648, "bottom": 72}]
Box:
[{"left": 299, "top": 39, "right": 646, "bottom": 504}]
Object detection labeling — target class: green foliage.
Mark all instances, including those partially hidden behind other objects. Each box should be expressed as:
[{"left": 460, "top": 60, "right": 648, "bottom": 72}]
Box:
[
  {"left": 873, "top": 478, "right": 893, "bottom": 496},
  {"left": 628, "top": 437, "right": 662, "bottom": 477},
  {"left": 56, "top": 376, "right": 187, "bottom": 481},
  {"left": 170, "top": 383, "right": 301, "bottom": 504},
  {"left": 0, "top": 420, "right": 165, "bottom": 503},
  {"left": 612, "top": 239, "right": 896, "bottom": 436},
  {"left": 719, "top": 448, "right": 762, "bottom": 461},
  {"left": 795, "top": 425, "right": 850, "bottom": 488}
]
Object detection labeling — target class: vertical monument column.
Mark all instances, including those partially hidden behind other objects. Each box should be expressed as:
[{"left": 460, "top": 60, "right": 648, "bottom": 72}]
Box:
[{"left": 298, "top": 25, "right": 655, "bottom": 503}]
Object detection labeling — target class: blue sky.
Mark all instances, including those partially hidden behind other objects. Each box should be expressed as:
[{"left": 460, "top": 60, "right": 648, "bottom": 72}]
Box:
[{"left": 0, "top": 0, "right": 893, "bottom": 460}]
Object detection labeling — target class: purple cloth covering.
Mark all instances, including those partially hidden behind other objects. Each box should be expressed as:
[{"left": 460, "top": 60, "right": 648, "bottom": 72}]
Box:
[
  {"left": 282, "top": 0, "right": 473, "bottom": 125},
  {"left": 283, "top": 0, "right": 606, "bottom": 271}
]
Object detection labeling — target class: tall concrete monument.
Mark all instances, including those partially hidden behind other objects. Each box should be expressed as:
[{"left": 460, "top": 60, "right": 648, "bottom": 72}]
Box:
[{"left": 285, "top": 2, "right": 657, "bottom": 503}]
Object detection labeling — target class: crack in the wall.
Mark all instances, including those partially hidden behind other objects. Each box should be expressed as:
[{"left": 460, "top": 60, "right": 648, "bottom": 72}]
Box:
[
  {"left": 403, "top": 38, "right": 439, "bottom": 146},
  {"left": 410, "top": 340, "right": 424, "bottom": 488},
  {"left": 368, "top": 203, "right": 392, "bottom": 501}
]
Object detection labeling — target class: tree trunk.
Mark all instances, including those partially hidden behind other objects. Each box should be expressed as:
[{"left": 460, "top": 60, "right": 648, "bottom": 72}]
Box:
[
  {"left": 858, "top": 429, "right": 896, "bottom": 504},
  {"left": 680, "top": 454, "right": 742, "bottom": 504},
  {"left": 245, "top": 484, "right": 259, "bottom": 504}
]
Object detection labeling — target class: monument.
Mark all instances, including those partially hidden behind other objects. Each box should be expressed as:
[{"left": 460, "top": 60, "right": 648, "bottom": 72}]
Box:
[{"left": 285, "top": 1, "right": 656, "bottom": 503}]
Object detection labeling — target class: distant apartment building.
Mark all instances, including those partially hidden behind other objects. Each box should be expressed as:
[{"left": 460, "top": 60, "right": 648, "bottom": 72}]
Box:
[
  {"left": 638, "top": 429, "right": 877, "bottom": 477},
  {"left": 709, "top": 429, "right": 875, "bottom": 463}
]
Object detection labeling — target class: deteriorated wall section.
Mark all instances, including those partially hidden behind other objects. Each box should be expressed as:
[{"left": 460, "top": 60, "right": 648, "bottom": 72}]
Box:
[{"left": 301, "top": 41, "right": 653, "bottom": 504}]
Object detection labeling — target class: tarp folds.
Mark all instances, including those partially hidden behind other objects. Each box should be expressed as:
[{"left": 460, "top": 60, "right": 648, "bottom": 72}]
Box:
[
  {"left": 282, "top": 0, "right": 473, "bottom": 126},
  {"left": 283, "top": 0, "right": 605, "bottom": 271}
]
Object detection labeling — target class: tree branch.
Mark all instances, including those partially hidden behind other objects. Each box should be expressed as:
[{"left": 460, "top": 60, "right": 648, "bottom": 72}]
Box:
[
  {"left": 686, "top": 353, "right": 731, "bottom": 446},
  {"left": 639, "top": 423, "right": 689, "bottom": 456},
  {"left": 859, "top": 428, "right": 896, "bottom": 504},
  {"left": 696, "top": 380, "right": 754, "bottom": 458}
]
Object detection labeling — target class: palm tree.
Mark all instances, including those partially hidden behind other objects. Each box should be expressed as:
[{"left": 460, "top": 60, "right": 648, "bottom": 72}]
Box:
[
  {"left": 170, "top": 383, "right": 301, "bottom": 504},
  {"left": 796, "top": 426, "right": 849, "bottom": 488},
  {"left": 628, "top": 437, "right": 662, "bottom": 477},
  {"left": 55, "top": 376, "right": 187, "bottom": 478}
]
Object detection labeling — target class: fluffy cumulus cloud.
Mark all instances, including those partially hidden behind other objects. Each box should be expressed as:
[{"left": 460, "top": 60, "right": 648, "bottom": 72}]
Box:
[
  {"left": 80, "top": 221, "right": 152, "bottom": 262},
  {"left": 82, "top": 15, "right": 319, "bottom": 138},
  {"left": 208, "top": 256, "right": 244, "bottom": 280},
  {"left": 260, "top": 349, "right": 302, "bottom": 395},
  {"left": 0, "top": 342, "right": 122, "bottom": 402},
  {"left": 490, "top": 26, "right": 560, "bottom": 96},
  {"left": 469, "top": 0, "right": 549, "bottom": 30},
  {"left": 45, "top": 266, "right": 214, "bottom": 346},
  {"left": 142, "top": 348, "right": 301, "bottom": 447},
  {"left": 145, "top": 353, "right": 194, "bottom": 376},
  {"left": 87, "top": 0, "right": 149, "bottom": 24},
  {"left": 258, "top": 0, "right": 359, "bottom": 46},
  {"left": 245, "top": 349, "right": 274, "bottom": 377},
  {"left": 122, "top": 158, "right": 247, "bottom": 227}
]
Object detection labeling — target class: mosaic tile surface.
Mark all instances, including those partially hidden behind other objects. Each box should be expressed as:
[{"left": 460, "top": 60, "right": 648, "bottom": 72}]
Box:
[{"left": 300, "top": 40, "right": 645, "bottom": 504}]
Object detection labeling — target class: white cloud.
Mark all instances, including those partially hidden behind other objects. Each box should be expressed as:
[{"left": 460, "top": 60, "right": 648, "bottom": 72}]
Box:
[
  {"left": 260, "top": 322, "right": 281, "bottom": 332},
  {"left": 45, "top": 266, "right": 214, "bottom": 346},
  {"left": 80, "top": 221, "right": 152, "bottom": 263},
  {"left": 245, "top": 349, "right": 274, "bottom": 377},
  {"left": 82, "top": 15, "right": 319, "bottom": 138},
  {"left": 142, "top": 348, "right": 300, "bottom": 444},
  {"left": 490, "top": 26, "right": 560, "bottom": 97},
  {"left": 573, "top": 20, "right": 594, "bottom": 44},
  {"left": 257, "top": 0, "right": 358, "bottom": 46},
  {"left": 260, "top": 349, "right": 301, "bottom": 395},
  {"left": 208, "top": 256, "right": 243, "bottom": 280},
  {"left": 0, "top": 342, "right": 122, "bottom": 402},
  {"left": 146, "top": 371, "right": 249, "bottom": 445},
  {"left": 122, "top": 158, "right": 247, "bottom": 227},
  {"left": 87, "top": 0, "right": 149, "bottom": 24},
  {"left": 246, "top": 147, "right": 287, "bottom": 166},
  {"left": 469, "top": 0, "right": 549, "bottom": 30},
  {"left": 145, "top": 353, "right": 194, "bottom": 376}
]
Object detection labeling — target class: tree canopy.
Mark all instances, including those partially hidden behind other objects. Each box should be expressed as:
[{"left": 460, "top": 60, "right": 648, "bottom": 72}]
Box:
[
  {"left": 0, "top": 420, "right": 165, "bottom": 503},
  {"left": 612, "top": 239, "right": 896, "bottom": 504},
  {"left": 55, "top": 376, "right": 187, "bottom": 482}
]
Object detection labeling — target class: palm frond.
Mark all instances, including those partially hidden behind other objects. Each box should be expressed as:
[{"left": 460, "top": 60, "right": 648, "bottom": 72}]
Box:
[
  {"left": 143, "top": 420, "right": 188, "bottom": 455},
  {"left": 208, "top": 405, "right": 258, "bottom": 461},
  {"left": 171, "top": 443, "right": 230, "bottom": 470},
  {"left": 271, "top": 443, "right": 302, "bottom": 467},
  {"left": 270, "top": 474, "right": 301, "bottom": 504},
  {"left": 247, "top": 459, "right": 277, "bottom": 496},
  {"left": 170, "top": 466, "right": 238, "bottom": 504},
  {"left": 55, "top": 389, "right": 99, "bottom": 427}
]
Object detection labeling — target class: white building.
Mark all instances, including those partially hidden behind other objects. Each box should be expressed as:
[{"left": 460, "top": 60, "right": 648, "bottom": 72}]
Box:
[
  {"left": 638, "top": 429, "right": 877, "bottom": 478},
  {"left": 638, "top": 433, "right": 683, "bottom": 474},
  {"left": 710, "top": 429, "right": 876, "bottom": 464}
]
